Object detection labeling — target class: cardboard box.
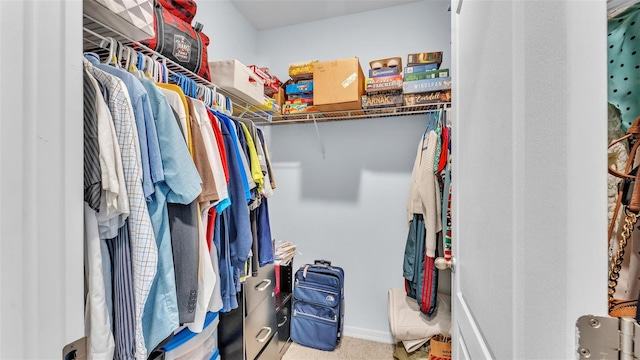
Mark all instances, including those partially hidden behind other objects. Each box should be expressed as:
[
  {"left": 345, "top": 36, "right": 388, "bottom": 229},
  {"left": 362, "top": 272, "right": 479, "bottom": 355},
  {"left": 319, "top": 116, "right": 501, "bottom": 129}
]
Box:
[
  {"left": 405, "top": 64, "right": 439, "bottom": 74},
  {"left": 403, "top": 77, "right": 452, "bottom": 94},
  {"left": 313, "top": 57, "right": 365, "bottom": 111},
  {"left": 404, "top": 69, "right": 450, "bottom": 82},
  {"left": 209, "top": 60, "right": 265, "bottom": 106},
  {"left": 403, "top": 90, "right": 452, "bottom": 106},
  {"left": 369, "top": 67, "right": 400, "bottom": 78},
  {"left": 362, "top": 93, "right": 403, "bottom": 108},
  {"left": 407, "top": 52, "right": 443, "bottom": 67},
  {"left": 271, "top": 88, "right": 285, "bottom": 108},
  {"left": 285, "top": 81, "right": 314, "bottom": 95}
]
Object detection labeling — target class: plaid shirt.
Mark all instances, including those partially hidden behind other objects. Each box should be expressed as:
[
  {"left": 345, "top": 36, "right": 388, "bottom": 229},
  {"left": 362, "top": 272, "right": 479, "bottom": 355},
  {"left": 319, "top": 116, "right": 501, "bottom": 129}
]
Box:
[{"left": 85, "top": 59, "right": 158, "bottom": 360}]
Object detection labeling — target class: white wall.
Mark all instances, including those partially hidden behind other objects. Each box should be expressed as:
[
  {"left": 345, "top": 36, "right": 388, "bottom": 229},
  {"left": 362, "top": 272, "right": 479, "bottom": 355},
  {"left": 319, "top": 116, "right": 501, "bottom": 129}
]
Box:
[
  {"left": 195, "top": 0, "right": 259, "bottom": 66},
  {"left": 256, "top": 0, "right": 451, "bottom": 81},
  {"left": 0, "top": 0, "right": 84, "bottom": 358},
  {"left": 258, "top": 0, "right": 452, "bottom": 342}
]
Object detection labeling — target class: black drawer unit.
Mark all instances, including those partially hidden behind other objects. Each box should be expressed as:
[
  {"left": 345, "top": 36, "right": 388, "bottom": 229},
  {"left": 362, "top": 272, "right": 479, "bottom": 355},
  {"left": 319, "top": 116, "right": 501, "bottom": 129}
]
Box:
[
  {"left": 276, "top": 293, "right": 292, "bottom": 355},
  {"left": 245, "top": 264, "right": 276, "bottom": 315},
  {"left": 255, "top": 330, "right": 280, "bottom": 360},
  {"left": 218, "top": 261, "right": 294, "bottom": 360},
  {"left": 245, "top": 290, "right": 278, "bottom": 360}
]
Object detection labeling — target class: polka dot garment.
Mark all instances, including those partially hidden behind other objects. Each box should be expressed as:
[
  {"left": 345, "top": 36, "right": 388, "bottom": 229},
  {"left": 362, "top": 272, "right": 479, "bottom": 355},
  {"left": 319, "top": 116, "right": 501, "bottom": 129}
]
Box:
[{"left": 609, "top": 3, "right": 640, "bottom": 131}]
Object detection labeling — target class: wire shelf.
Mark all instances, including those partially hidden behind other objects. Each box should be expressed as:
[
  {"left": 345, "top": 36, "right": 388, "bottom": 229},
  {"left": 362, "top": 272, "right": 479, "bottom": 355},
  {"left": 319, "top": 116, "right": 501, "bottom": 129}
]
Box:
[
  {"left": 82, "top": 13, "right": 274, "bottom": 123},
  {"left": 253, "top": 102, "right": 452, "bottom": 125},
  {"left": 83, "top": 13, "right": 451, "bottom": 126}
]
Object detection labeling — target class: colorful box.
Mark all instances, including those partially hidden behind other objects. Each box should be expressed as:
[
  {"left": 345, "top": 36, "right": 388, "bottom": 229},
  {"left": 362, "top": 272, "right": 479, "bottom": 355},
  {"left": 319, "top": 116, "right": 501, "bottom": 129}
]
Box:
[
  {"left": 289, "top": 60, "right": 318, "bottom": 80},
  {"left": 404, "top": 64, "right": 439, "bottom": 74},
  {"left": 287, "top": 93, "right": 314, "bottom": 100},
  {"left": 313, "top": 57, "right": 365, "bottom": 111},
  {"left": 281, "top": 103, "right": 318, "bottom": 115},
  {"left": 286, "top": 81, "right": 314, "bottom": 95},
  {"left": 369, "top": 67, "right": 400, "bottom": 78},
  {"left": 404, "top": 69, "right": 450, "bottom": 82},
  {"left": 265, "top": 83, "right": 279, "bottom": 96},
  {"left": 362, "top": 93, "right": 404, "bottom": 108},
  {"left": 407, "top": 52, "right": 443, "bottom": 67},
  {"left": 403, "top": 89, "right": 452, "bottom": 106},
  {"left": 285, "top": 97, "right": 314, "bottom": 105},
  {"left": 365, "top": 75, "right": 403, "bottom": 93},
  {"left": 403, "top": 77, "right": 451, "bottom": 94}
]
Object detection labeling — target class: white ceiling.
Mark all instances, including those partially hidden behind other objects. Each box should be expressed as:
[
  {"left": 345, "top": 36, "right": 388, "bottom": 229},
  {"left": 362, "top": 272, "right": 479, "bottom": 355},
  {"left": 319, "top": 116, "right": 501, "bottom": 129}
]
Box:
[{"left": 228, "top": 0, "right": 423, "bottom": 31}]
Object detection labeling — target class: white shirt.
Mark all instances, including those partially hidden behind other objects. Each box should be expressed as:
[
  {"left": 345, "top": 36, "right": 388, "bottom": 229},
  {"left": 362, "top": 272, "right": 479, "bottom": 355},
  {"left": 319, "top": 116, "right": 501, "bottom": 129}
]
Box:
[
  {"left": 84, "top": 203, "right": 116, "bottom": 360},
  {"left": 159, "top": 88, "right": 189, "bottom": 143},
  {"left": 85, "top": 67, "right": 129, "bottom": 239}
]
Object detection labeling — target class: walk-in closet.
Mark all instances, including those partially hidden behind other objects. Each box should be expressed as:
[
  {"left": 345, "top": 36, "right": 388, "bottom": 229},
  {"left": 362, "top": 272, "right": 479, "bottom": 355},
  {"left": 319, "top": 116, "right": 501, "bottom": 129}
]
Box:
[{"left": 0, "top": 0, "right": 610, "bottom": 359}]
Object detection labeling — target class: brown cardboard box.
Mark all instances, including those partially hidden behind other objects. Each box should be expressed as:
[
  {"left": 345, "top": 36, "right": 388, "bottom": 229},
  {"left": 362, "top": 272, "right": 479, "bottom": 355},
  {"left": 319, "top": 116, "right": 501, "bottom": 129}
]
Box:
[
  {"left": 313, "top": 57, "right": 365, "bottom": 111},
  {"left": 271, "top": 88, "right": 285, "bottom": 109}
]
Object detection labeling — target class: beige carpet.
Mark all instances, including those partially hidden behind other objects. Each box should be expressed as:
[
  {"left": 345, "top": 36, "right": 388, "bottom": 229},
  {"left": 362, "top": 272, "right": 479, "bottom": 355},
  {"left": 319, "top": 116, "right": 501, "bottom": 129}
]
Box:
[{"left": 282, "top": 337, "right": 395, "bottom": 360}]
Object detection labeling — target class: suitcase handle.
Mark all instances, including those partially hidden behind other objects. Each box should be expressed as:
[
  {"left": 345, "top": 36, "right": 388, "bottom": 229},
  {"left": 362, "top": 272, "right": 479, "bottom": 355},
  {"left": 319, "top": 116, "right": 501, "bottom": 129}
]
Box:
[{"left": 314, "top": 259, "right": 332, "bottom": 266}]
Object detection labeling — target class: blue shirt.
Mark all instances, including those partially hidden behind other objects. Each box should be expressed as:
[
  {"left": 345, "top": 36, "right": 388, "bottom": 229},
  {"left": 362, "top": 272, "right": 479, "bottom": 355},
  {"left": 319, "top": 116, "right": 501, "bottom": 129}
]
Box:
[
  {"left": 85, "top": 53, "right": 164, "bottom": 200},
  {"left": 216, "top": 112, "right": 251, "bottom": 202},
  {"left": 216, "top": 117, "right": 252, "bottom": 302},
  {"left": 139, "top": 78, "right": 202, "bottom": 352}
]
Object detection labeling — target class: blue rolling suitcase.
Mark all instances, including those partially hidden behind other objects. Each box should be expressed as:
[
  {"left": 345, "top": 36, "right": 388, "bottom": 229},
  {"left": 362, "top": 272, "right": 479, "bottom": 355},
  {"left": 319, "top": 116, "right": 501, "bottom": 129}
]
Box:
[{"left": 290, "top": 260, "right": 345, "bottom": 351}]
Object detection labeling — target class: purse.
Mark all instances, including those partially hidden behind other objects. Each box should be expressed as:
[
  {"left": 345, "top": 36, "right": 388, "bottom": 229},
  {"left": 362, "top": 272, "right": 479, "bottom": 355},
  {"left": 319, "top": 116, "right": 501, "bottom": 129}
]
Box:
[
  {"left": 608, "top": 117, "right": 640, "bottom": 318},
  {"left": 140, "top": 0, "right": 211, "bottom": 81}
]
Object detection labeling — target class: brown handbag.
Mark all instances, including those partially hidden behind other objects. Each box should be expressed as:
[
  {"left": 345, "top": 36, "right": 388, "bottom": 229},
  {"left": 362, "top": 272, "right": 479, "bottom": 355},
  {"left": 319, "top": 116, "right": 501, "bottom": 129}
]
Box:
[{"left": 608, "top": 117, "right": 640, "bottom": 317}]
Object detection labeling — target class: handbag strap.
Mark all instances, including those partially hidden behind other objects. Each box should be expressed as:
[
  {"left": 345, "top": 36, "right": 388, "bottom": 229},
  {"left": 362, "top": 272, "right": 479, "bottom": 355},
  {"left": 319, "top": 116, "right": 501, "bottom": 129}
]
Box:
[{"left": 609, "top": 209, "right": 638, "bottom": 312}]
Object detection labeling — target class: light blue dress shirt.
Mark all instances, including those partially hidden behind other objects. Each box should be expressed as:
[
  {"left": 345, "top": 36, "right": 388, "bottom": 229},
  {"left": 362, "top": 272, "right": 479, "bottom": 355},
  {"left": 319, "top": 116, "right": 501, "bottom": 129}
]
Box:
[
  {"left": 85, "top": 53, "right": 165, "bottom": 200},
  {"left": 139, "top": 78, "right": 203, "bottom": 352}
]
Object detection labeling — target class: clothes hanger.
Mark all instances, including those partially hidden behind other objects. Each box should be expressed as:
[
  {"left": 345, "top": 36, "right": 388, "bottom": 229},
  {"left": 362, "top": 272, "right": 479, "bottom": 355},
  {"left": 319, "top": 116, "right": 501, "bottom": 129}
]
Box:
[
  {"left": 143, "top": 55, "right": 155, "bottom": 79},
  {"left": 112, "top": 41, "right": 126, "bottom": 69},
  {"left": 99, "top": 37, "right": 117, "bottom": 65},
  {"left": 161, "top": 58, "right": 169, "bottom": 83}
]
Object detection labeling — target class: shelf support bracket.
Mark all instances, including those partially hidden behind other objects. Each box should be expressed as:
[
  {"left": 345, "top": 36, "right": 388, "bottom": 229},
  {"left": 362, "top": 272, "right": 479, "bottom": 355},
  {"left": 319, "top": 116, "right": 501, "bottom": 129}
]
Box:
[{"left": 311, "top": 114, "right": 326, "bottom": 159}]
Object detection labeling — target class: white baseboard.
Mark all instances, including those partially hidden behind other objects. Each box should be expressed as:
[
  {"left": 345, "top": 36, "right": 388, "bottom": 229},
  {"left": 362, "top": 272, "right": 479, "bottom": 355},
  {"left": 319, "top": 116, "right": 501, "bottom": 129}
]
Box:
[{"left": 343, "top": 326, "right": 395, "bottom": 344}]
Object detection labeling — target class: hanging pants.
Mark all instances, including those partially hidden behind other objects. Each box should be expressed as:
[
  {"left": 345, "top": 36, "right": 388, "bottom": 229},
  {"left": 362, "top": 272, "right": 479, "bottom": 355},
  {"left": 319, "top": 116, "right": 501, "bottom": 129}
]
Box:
[{"left": 403, "top": 214, "right": 439, "bottom": 317}]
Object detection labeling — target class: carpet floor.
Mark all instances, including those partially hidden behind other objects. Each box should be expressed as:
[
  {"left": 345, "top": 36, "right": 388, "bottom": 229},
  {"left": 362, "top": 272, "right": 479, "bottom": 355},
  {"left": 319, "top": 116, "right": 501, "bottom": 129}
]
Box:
[{"left": 282, "top": 337, "right": 395, "bottom": 360}]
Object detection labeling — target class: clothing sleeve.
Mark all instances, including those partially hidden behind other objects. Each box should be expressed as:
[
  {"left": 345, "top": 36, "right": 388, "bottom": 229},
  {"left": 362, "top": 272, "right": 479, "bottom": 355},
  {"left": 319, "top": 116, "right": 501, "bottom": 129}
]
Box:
[
  {"left": 188, "top": 102, "right": 218, "bottom": 204},
  {"left": 140, "top": 90, "right": 165, "bottom": 185},
  {"left": 141, "top": 80, "right": 202, "bottom": 205},
  {"left": 240, "top": 122, "right": 264, "bottom": 194}
]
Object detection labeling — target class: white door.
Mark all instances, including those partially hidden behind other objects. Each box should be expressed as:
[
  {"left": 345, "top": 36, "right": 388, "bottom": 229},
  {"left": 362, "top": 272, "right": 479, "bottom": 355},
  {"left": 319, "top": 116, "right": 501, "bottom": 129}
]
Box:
[{"left": 451, "top": 0, "right": 608, "bottom": 358}]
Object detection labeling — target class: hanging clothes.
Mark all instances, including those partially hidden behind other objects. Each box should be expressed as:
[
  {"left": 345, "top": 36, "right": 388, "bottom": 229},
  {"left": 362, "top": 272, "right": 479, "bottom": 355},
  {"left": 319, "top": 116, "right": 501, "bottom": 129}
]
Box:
[
  {"left": 138, "top": 78, "right": 202, "bottom": 351},
  {"left": 85, "top": 56, "right": 159, "bottom": 360},
  {"left": 82, "top": 50, "right": 278, "bottom": 359},
  {"left": 403, "top": 111, "right": 448, "bottom": 317}
]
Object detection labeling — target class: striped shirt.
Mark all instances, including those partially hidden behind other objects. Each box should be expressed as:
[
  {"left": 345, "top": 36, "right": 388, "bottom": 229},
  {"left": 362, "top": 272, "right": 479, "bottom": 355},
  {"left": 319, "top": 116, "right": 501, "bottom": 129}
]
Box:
[
  {"left": 83, "top": 69, "right": 102, "bottom": 211},
  {"left": 86, "top": 61, "right": 158, "bottom": 360}
]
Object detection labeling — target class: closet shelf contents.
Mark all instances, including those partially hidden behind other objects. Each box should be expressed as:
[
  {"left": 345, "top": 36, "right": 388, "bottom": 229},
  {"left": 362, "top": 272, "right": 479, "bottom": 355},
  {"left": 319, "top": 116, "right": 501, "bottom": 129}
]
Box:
[
  {"left": 82, "top": 12, "right": 274, "bottom": 123},
  {"left": 253, "top": 102, "right": 451, "bottom": 125},
  {"left": 274, "top": 240, "right": 297, "bottom": 266}
]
